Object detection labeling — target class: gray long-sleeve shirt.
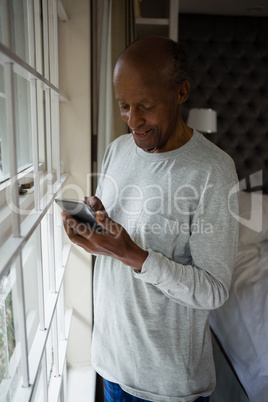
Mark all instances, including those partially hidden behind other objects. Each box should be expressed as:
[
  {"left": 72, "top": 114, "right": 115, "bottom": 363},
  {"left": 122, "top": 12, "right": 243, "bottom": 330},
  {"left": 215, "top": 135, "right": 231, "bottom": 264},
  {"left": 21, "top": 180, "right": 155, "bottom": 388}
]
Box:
[{"left": 91, "top": 131, "right": 239, "bottom": 402}]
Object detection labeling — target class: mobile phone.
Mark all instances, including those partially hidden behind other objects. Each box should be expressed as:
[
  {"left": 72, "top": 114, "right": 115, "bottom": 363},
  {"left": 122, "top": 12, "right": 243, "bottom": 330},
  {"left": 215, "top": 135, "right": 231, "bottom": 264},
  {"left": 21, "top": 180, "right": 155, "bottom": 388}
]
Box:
[{"left": 55, "top": 197, "right": 105, "bottom": 232}]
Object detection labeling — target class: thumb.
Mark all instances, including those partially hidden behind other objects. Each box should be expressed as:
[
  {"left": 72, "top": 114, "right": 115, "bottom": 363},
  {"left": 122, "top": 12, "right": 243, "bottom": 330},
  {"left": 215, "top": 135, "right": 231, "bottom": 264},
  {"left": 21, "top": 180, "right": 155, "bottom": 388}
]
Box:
[{"left": 96, "top": 211, "right": 122, "bottom": 236}]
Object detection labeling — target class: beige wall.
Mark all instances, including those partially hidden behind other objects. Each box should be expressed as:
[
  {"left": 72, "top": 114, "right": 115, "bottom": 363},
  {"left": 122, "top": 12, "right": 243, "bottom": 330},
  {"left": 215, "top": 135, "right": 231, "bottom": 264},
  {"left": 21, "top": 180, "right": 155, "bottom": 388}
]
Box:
[{"left": 58, "top": 0, "right": 93, "bottom": 366}]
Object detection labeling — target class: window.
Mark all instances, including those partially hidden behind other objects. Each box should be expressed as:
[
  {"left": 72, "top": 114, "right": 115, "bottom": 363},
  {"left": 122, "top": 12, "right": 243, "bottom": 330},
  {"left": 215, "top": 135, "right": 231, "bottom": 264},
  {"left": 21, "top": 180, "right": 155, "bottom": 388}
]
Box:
[
  {"left": 0, "top": 69, "right": 33, "bottom": 183},
  {"left": 0, "top": 1, "right": 71, "bottom": 401},
  {"left": 1, "top": 0, "right": 32, "bottom": 183}
]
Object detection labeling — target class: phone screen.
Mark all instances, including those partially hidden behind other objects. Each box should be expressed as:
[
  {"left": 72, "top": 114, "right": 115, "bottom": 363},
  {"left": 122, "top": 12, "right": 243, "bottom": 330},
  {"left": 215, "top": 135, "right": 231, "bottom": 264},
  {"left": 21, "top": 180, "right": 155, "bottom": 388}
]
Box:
[{"left": 55, "top": 198, "right": 105, "bottom": 232}]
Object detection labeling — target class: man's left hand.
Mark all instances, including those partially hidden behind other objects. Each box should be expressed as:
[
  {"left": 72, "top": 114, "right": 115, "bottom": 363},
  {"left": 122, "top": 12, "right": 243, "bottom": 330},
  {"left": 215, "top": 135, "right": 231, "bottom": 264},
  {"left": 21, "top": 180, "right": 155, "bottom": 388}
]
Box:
[{"left": 61, "top": 211, "right": 148, "bottom": 272}]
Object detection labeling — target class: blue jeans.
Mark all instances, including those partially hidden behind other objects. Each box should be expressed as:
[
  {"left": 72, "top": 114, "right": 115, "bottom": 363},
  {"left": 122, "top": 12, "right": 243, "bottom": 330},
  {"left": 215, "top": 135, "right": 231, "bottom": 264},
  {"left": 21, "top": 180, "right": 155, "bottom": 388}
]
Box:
[{"left": 103, "top": 379, "right": 209, "bottom": 402}]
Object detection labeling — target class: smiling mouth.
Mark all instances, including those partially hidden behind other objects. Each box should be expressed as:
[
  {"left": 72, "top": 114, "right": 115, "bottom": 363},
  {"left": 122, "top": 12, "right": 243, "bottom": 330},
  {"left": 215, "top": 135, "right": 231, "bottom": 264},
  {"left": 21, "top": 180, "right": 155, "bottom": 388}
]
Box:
[{"left": 132, "top": 129, "right": 151, "bottom": 136}]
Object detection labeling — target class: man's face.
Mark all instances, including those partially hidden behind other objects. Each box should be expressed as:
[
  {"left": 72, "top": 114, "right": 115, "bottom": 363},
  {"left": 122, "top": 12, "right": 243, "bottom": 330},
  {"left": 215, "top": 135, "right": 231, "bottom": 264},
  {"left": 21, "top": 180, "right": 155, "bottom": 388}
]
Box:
[{"left": 113, "top": 60, "right": 181, "bottom": 153}]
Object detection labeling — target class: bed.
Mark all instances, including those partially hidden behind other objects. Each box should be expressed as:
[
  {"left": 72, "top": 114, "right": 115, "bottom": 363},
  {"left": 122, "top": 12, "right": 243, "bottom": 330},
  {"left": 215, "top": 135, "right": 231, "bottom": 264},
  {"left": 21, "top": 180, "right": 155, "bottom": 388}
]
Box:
[{"left": 209, "top": 191, "right": 268, "bottom": 402}]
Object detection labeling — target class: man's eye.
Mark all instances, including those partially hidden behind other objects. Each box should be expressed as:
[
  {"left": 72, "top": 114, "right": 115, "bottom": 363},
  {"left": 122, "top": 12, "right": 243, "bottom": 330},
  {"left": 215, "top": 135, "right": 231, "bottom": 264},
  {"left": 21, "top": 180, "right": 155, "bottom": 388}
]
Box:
[
  {"left": 119, "top": 104, "right": 129, "bottom": 111},
  {"left": 143, "top": 105, "right": 154, "bottom": 111}
]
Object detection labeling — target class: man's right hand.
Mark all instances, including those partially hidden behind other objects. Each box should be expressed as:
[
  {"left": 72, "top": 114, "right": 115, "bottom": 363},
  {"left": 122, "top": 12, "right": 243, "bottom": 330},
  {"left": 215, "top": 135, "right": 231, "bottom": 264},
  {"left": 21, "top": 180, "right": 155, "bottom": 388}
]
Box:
[{"left": 62, "top": 195, "right": 148, "bottom": 271}]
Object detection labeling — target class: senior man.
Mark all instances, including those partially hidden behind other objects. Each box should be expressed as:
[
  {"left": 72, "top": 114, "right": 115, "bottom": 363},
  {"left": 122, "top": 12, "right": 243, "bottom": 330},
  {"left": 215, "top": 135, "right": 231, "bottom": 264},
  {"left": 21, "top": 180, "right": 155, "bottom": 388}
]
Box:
[{"left": 62, "top": 37, "right": 239, "bottom": 402}]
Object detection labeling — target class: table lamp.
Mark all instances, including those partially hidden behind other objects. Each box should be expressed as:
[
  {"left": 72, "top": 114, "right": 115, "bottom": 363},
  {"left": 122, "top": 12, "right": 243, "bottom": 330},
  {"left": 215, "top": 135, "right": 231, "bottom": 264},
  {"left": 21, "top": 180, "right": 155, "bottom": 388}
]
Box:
[{"left": 187, "top": 108, "right": 217, "bottom": 133}]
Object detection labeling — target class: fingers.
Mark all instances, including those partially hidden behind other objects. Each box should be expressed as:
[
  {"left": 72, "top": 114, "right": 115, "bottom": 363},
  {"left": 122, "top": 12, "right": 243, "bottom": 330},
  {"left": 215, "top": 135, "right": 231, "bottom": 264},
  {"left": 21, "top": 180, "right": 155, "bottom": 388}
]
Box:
[
  {"left": 63, "top": 219, "right": 79, "bottom": 244},
  {"left": 61, "top": 211, "right": 73, "bottom": 220},
  {"left": 62, "top": 207, "right": 123, "bottom": 253},
  {"left": 61, "top": 212, "right": 78, "bottom": 237},
  {"left": 63, "top": 220, "right": 90, "bottom": 252},
  {"left": 84, "top": 196, "right": 106, "bottom": 213},
  {"left": 95, "top": 211, "right": 123, "bottom": 237},
  {"left": 63, "top": 214, "right": 92, "bottom": 238}
]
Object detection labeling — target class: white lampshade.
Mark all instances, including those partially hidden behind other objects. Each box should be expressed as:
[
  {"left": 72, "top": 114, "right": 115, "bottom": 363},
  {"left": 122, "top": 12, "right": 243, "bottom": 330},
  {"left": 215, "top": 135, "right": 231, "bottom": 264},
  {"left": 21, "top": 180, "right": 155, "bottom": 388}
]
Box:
[{"left": 187, "top": 108, "right": 217, "bottom": 133}]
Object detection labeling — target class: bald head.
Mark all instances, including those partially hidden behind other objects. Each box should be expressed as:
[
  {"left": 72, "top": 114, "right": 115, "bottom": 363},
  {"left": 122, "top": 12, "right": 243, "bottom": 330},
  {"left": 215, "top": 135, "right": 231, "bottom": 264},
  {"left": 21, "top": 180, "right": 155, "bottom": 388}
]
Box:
[
  {"left": 113, "top": 36, "right": 191, "bottom": 153},
  {"left": 114, "top": 36, "right": 189, "bottom": 89}
]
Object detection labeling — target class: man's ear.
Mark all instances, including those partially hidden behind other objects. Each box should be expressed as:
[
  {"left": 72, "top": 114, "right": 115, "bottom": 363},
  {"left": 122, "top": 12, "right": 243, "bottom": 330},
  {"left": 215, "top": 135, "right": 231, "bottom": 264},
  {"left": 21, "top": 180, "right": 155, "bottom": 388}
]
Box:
[{"left": 177, "top": 80, "right": 190, "bottom": 104}]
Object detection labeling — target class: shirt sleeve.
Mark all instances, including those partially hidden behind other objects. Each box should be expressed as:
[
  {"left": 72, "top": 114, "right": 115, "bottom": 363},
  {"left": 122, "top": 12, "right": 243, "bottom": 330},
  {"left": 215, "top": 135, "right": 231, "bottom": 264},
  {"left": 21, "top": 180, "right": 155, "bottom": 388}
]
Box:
[{"left": 133, "top": 180, "right": 239, "bottom": 310}]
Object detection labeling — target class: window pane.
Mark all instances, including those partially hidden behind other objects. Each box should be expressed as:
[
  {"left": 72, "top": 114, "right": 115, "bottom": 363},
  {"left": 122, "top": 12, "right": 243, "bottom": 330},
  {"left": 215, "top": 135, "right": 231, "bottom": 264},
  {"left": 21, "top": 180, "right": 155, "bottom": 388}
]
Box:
[
  {"left": 37, "top": 83, "right": 46, "bottom": 165},
  {"left": 41, "top": 214, "right": 51, "bottom": 301},
  {"left": 0, "top": 230, "right": 42, "bottom": 399},
  {"left": 0, "top": 1, "right": 4, "bottom": 46},
  {"left": 22, "top": 231, "right": 40, "bottom": 352},
  {"left": 14, "top": 73, "right": 33, "bottom": 174},
  {"left": 0, "top": 279, "right": 13, "bottom": 384},
  {"left": 0, "top": 65, "right": 8, "bottom": 182},
  {"left": 0, "top": 266, "right": 22, "bottom": 402},
  {"left": 0, "top": 69, "right": 33, "bottom": 184},
  {"left": 10, "top": 0, "right": 29, "bottom": 64},
  {"left": 31, "top": 362, "right": 42, "bottom": 402},
  {"left": 34, "top": 0, "right": 43, "bottom": 75},
  {"left": 0, "top": 1, "right": 3, "bottom": 45},
  {"left": 46, "top": 330, "right": 54, "bottom": 386}
]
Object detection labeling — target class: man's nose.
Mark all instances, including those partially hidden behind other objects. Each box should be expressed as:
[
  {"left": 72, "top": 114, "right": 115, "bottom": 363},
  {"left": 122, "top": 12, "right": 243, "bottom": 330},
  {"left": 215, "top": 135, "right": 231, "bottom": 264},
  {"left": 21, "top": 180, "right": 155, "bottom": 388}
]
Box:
[{"left": 127, "top": 107, "right": 145, "bottom": 130}]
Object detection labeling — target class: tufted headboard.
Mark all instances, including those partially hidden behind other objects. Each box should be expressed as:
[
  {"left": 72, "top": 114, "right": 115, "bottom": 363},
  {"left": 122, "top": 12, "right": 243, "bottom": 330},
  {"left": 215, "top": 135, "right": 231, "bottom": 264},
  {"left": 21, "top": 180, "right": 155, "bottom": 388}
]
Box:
[{"left": 179, "top": 14, "right": 268, "bottom": 193}]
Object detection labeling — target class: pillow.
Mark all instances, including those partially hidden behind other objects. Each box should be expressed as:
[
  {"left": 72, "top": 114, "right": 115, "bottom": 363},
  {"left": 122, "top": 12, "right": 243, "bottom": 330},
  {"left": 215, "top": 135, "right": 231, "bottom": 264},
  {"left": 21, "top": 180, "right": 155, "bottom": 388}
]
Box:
[{"left": 238, "top": 191, "right": 268, "bottom": 245}]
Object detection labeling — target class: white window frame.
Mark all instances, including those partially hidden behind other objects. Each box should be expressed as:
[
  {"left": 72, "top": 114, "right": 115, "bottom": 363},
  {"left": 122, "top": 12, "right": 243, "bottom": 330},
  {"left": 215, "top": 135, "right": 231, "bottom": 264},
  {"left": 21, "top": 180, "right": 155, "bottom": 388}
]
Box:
[{"left": 0, "top": 1, "right": 72, "bottom": 401}]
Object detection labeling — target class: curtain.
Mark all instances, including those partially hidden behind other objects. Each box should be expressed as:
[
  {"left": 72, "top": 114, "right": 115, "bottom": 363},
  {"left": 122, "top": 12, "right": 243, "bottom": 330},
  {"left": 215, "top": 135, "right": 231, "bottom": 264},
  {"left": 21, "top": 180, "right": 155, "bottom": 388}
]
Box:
[{"left": 91, "top": 0, "right": 135, "bottom": 183}]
